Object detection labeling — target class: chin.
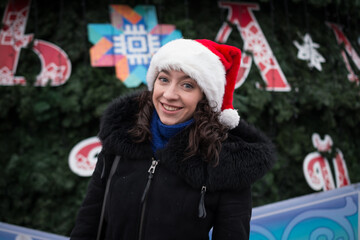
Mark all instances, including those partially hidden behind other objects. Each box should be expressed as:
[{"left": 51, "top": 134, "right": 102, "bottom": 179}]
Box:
[{"left": 160, "top": 118, "right": 178, "bottom": 125}]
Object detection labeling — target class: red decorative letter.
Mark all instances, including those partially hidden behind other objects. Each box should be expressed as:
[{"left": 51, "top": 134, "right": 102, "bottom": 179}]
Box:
[
  {"left": 0, "top": 0, "right": 71, "bottom": 86},
  {"left": 332, "top": 150, "right": 350, "bottom": 188},
  {"left": 327, "top": 22, "right": 360, "bottom": 84},
  {"left": 0, "top": 0, "right": 32, "bottom": 85},
  {"left": 303, "top": 133, "right": 350, "bottom": 192},
  {"left": 303, "top": 152, "right": 335, "bottom": 191},
  {"left": 216, "top": 2, "right": 291, "bottom": 91}
]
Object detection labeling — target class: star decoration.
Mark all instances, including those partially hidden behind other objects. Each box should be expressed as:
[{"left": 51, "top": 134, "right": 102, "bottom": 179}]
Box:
[{"left": 293, "top": 33, "right": 326, "bottom": 71}]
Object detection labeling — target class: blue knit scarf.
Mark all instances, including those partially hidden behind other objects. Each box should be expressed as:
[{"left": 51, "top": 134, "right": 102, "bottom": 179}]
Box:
[{"left": 150, "top": 110, "right": 193, "bottom": 153}]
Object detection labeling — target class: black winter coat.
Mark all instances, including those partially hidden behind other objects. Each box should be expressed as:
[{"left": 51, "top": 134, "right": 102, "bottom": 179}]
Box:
[{"left": 70, "top": 93, "right": 276, "bottom": 240}]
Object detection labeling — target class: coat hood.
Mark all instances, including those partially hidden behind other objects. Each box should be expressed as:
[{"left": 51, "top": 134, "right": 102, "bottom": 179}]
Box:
[{"left": 98, "top": 92, "right": 276, "bottom": 192}]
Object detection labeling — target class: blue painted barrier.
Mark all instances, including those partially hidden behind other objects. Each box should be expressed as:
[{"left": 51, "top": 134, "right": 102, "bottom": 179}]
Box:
[
  {"left": 249, "top": 183, "right": 359, "bottom": 239},
  {"left": 0, "top": 222, "right": 68, "bottom": 240}
]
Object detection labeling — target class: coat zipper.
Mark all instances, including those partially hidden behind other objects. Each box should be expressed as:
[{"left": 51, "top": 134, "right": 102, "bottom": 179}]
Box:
[
  {"left": 138, "top": 158, "right": 159, "bottom": 240},
  {"left": 198, "top": 185, "right": 207, "bottom": 218},
  {"left": 198, "top": 162, "right": 208, "bottom": 219}
]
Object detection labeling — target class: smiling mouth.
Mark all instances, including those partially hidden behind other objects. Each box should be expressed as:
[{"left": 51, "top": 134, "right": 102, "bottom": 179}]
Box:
[{"left": 162, "top": 103, "right": 182, "bottom": 111}]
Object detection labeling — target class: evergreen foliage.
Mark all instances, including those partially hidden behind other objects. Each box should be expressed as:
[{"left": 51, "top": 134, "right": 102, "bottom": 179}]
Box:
[{"left": 1, "top": 0, "right": 359, "bottom": 236}]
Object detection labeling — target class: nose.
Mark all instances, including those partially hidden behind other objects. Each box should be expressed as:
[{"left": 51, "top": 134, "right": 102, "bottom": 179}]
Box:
[{"left": 163, "top": 83, "right": 179, "bottom": 100}]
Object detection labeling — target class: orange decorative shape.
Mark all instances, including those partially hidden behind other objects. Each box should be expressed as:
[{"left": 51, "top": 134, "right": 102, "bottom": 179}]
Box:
[
  {"left": 111, "top": 5, "right": 142, "bottom": 25},
  {"left": 115, "top": 56, "right": 129, "bottom": 81},
  {"left": 90, "top": 37, "right": 113, "bottom": 66}
]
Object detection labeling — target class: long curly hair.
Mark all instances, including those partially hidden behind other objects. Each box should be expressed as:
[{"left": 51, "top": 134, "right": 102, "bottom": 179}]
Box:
[{"left": 128, "top": 90, "right": 228, "bottom": 166}]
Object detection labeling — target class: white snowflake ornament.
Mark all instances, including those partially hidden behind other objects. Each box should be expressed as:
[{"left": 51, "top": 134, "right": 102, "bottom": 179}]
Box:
[{"left": 293, "top": 33, "right": 326, "bottom": 71}]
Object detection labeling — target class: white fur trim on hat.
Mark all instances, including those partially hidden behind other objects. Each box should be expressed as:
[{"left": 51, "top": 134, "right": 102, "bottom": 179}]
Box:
[
  {"left": 219, "top": 109, "right": 240, "bottom": 129},
  {"left": 146, "top": 39, "right": 226, "bottom": 112}
]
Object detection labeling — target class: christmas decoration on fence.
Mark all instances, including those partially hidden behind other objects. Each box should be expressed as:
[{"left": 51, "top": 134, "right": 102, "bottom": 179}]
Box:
[
  {"left": 68, "top": 137, "right": 102, "bottom": 177},
  {"left": 216, "top": 2, "right": 291, "bottom": 92},
  {"left": 249, "top": 185, "right": 359, "bottom": 240},
  {"left": 327, "top": 22, "right": 360, "bottom": 85},
  {"left": 293, "top": 33, "right": 326, "bottom": 71},
  {"left": 303, "top": 133, "right": 350, "bottom": 192},
  {"left": 87, "top": 5, "right": 182, "bottom": 88},
  {"left": 0, "top": 0, "right": 71, "bottom": 86}
]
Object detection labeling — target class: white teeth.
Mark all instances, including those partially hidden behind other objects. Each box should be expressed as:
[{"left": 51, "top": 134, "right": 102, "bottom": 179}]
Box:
[{"left": 163, "top": 104, "right": 180, "bottom": 111}]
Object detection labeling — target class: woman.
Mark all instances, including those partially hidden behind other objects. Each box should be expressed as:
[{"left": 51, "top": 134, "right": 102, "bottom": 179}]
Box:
[{"left": 70, "top": 39, "right": 276, "bottom": 240}]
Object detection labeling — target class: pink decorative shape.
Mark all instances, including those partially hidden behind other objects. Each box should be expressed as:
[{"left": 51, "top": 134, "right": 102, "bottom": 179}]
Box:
[
  {"left": 150, "top": 24, "right": 175, "bottom": 35},
  {"left": 312, "top": 133, "right": 333, "bottom": 152},
  {"left": 93, "top": 54, "right": 125, "bottom": 67}
]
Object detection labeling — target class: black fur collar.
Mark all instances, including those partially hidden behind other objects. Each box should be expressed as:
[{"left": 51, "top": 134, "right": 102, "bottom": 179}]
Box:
[{"left": 98, "top": 92, "right": 276, "bottom": 192}]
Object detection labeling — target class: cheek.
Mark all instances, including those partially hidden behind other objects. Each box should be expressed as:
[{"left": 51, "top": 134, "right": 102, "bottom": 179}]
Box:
[
  {"left": 191, "top": 92, "right": 204, "bottom": 108},
  {"left": 151, "top": 91, "right": 156, "bottom": 104},
  {"left": 152, "top": 83, "right": 160, "bottom": 102},
  {"left": 187, "top": 94, "right": 202, "bottom": 112}
]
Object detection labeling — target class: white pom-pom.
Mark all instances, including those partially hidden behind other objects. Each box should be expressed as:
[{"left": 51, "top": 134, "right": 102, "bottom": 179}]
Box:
[{"left": 219, "top": 109, "right": 240, "bottom": 129}]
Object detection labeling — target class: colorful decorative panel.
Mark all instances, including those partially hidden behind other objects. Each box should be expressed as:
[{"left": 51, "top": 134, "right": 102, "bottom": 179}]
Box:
[{"left": 87, "top": 5, "right": 182, "bottom": 88}]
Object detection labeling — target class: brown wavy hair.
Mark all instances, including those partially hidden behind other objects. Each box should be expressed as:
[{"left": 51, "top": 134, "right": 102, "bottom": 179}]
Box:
[{"left": 128, "top": 91, "right": 228, "bottom": 166}]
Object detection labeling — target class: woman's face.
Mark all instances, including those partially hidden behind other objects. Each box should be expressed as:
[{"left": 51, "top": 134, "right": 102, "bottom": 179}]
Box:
[{"left": 152, "top": 69, "right": 203, "bottom": 125}]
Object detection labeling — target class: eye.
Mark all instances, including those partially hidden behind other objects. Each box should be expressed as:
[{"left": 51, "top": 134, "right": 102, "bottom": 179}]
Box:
[
  {"left": 158, "top": 77, "right": 168, "bottom": 83},
  {"left": 183, "top": 83, "right": 194, "bottom": 89}
]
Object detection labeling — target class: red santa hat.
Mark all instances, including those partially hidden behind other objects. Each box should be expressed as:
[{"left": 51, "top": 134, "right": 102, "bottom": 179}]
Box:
[{"left": 146, "top": 39, "right": 241, "bottom": 129}]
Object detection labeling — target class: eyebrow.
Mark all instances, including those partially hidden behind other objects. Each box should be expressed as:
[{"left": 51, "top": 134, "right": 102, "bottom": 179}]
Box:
[{"left": 161, "top": 70, "right": 192, "bottom": 81}]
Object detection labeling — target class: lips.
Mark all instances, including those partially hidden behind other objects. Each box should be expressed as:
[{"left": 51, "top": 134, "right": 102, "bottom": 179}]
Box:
[{"left": 162, "top": 103, "right": 182, "bottom": 111}]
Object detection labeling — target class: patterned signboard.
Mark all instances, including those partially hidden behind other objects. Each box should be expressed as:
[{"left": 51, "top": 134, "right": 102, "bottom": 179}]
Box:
[{"left": 88, "top": 5, "right": 182, "bottom": 88}]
